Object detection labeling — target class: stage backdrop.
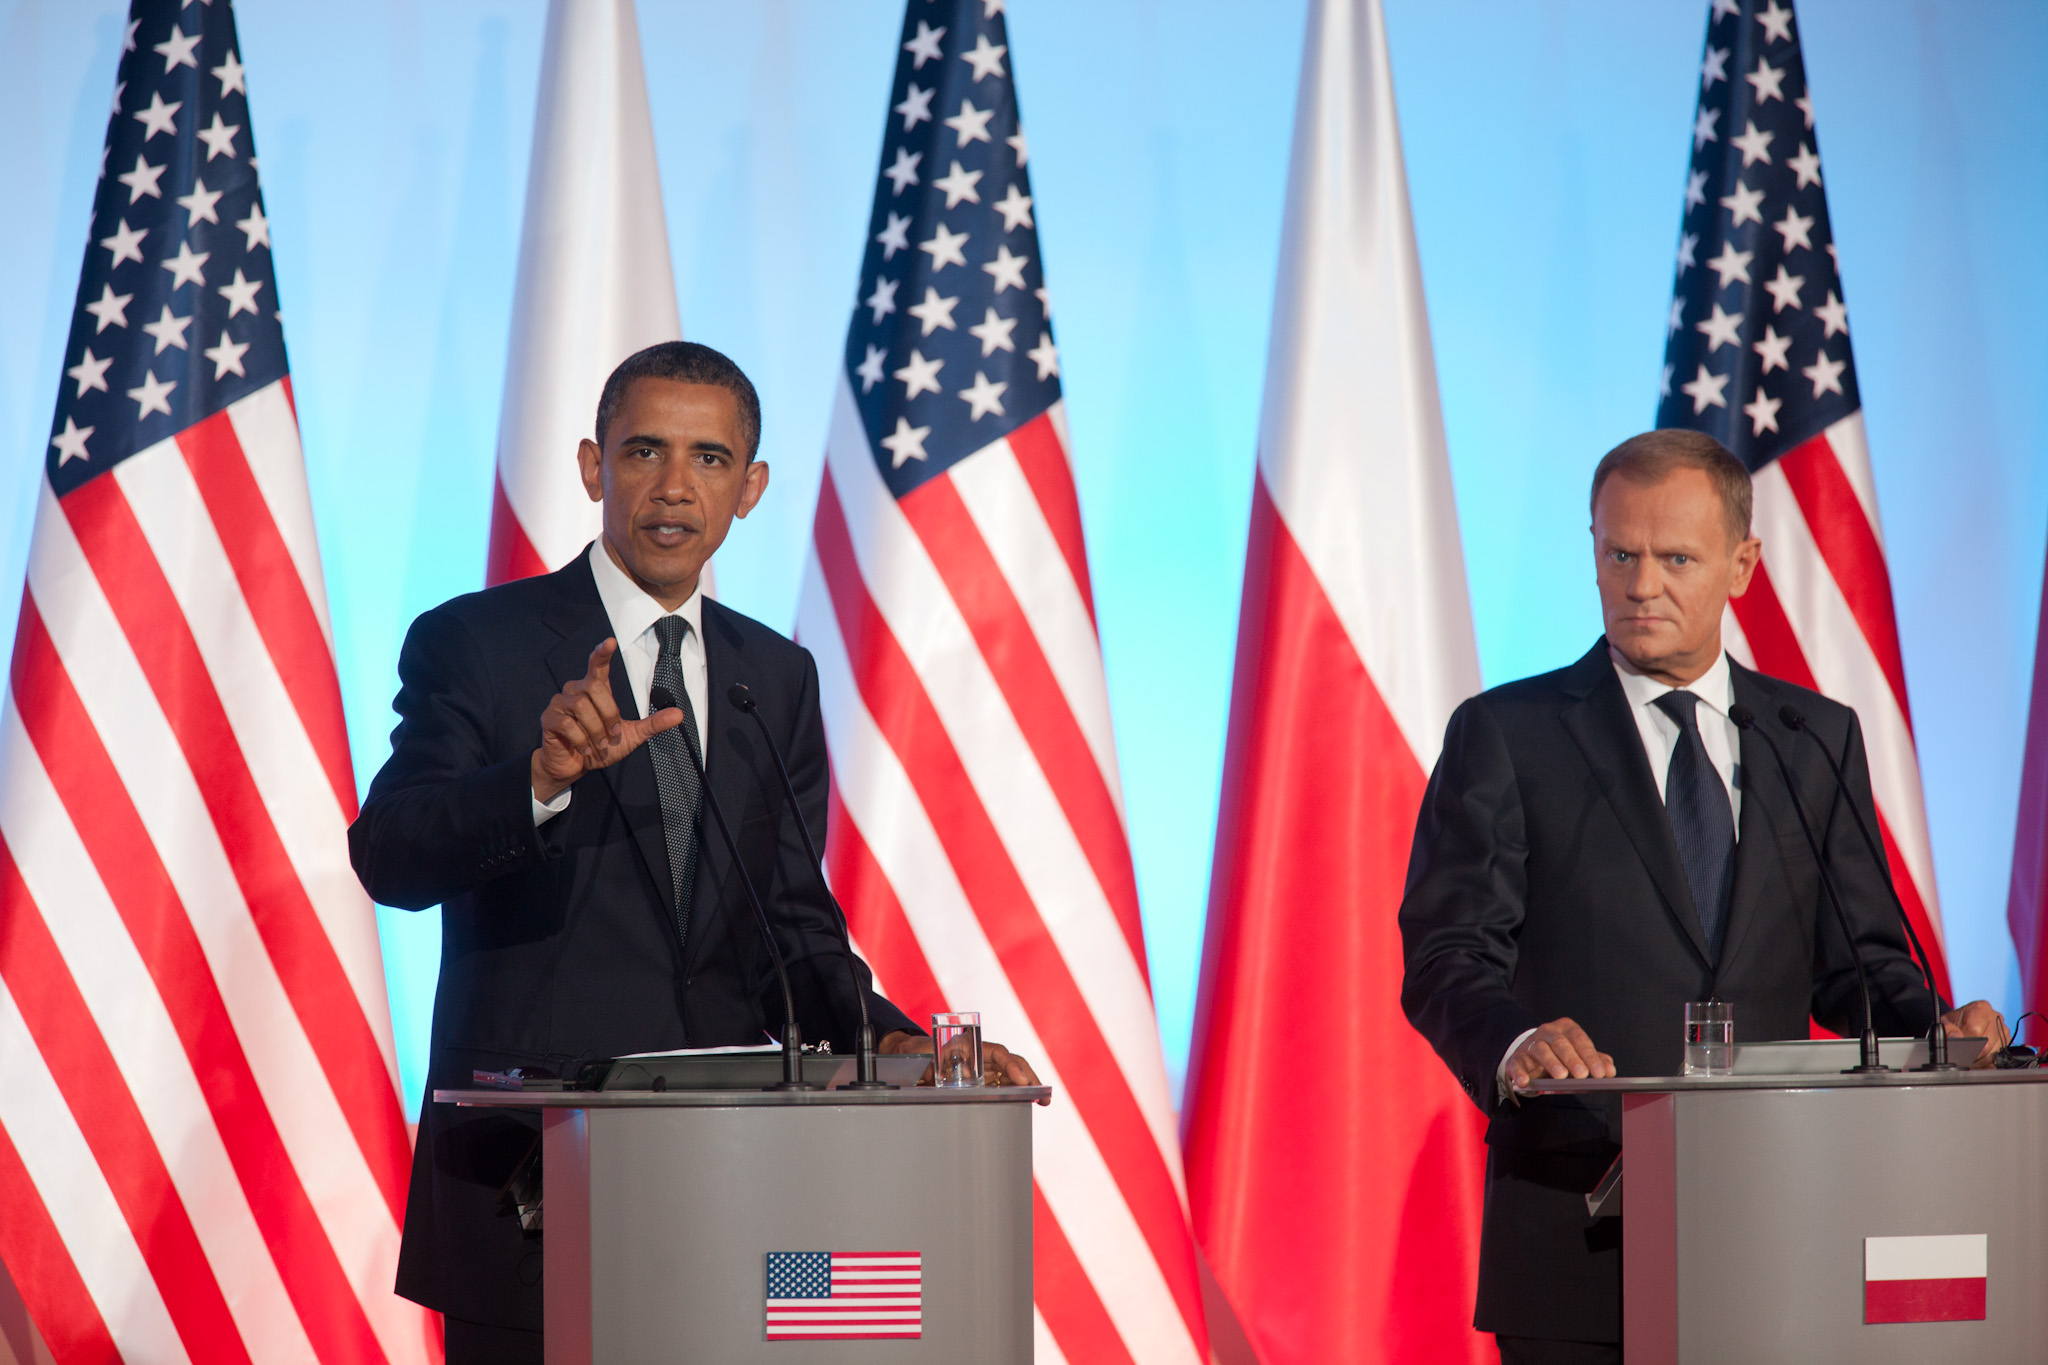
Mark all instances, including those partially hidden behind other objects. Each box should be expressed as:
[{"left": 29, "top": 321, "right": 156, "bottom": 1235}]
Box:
[{"left": 3, "top": 0, "right": 2044, "bottom": 1115}]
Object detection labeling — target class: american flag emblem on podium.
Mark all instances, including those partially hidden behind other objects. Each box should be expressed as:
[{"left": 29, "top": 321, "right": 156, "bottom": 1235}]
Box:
[{"left": 765, "top": 1251, "right": 923, "bottom": 1340}]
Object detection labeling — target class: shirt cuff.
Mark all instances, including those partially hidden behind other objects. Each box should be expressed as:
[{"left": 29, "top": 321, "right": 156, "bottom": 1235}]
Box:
[
  {"left": 1497, "top": 1026, "right": 1539, "bottom": 1103},
  {"left": 532, "top": 786, "right": 573, "bottom": 826}
]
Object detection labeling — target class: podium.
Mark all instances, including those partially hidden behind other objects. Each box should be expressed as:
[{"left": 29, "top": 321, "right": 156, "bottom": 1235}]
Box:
[
  {"left": 1525, "top": 1067, "right": 2048, "bottom": 1363},
  {"left": 434, "top": 1083, "right": 1047, "bottom": 1364}
]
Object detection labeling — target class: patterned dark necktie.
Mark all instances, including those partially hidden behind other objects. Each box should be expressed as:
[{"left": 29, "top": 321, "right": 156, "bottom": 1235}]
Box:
[
  {"left": 646, "top": 616, "right": 702, "bottom": 947},
  {"left": 1653, "top": 690, "right": 1735, "bottom": 961}
]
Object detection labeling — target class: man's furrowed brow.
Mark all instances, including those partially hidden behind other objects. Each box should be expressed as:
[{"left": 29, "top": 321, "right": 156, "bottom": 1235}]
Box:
[{"left": 616, "top": 431, "right": 670, "bottom": 450}]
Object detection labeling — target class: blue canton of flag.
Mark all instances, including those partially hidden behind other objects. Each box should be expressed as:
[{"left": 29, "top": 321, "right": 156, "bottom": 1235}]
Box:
[
  {"left": 846, "top": 0, "right": 1059, "bottom": 500},
  {"left": 48, "top": 0, "right": 285, "bottom": 497},
  {"left": 1657, "top": 0, "right": 1856, "bottom": 467}
]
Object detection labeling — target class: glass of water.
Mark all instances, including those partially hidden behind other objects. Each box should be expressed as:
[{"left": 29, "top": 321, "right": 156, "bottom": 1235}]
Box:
[
  {"left": 931, "top": 1012, "right": 983, "bottom": 1087},
  {"left": 1684, "top": 1000, "right": 1734, "bottom": 1076}
]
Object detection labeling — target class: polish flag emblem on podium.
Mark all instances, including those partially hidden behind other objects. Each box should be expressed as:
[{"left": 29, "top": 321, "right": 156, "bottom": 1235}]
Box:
[{"left": 1864, "top": 1234, "right": 1988, "bottom": 1323}]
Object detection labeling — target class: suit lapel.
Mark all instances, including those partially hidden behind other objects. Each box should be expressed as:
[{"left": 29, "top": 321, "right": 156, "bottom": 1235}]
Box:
[
  {"left": 542, "top": 555, "right": 675, "bottom": 919},
  {"left": 1558, "top": 640, "right": 1714, "bottom": 967}
]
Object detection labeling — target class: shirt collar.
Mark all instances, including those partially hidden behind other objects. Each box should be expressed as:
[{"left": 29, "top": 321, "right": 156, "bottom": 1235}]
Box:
[
  {"left": 1608, "top": 642, "right": 1735, "bottom": 719},
  {"left": 587, "top": 539, "right": 703, "bottom": 649}
]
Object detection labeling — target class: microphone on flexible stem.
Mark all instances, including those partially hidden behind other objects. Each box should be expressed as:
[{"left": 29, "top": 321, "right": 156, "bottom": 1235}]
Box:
[
  {"left": 728, "top": 683, "right": 895, "bottom": 1090},
  {"left": 653, "top": 684, "right": 817, "bottom": 1092},
  {"left": 1727, "top": 703, "right": 1890, "bottom": 1074},
  {"left": 1776, "top": 704, "right": 1957, "bottom": 1070}
]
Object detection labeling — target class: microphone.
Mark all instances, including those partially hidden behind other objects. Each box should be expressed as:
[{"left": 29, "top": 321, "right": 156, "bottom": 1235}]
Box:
[
  {"left": 728, "top": 682, "right": 894, "bottom": 1090},
  {"left": 652, "top": 684, "right": 817, "bottom": 1092},
  {"left": 1727, "top": 703, "right": 1889, "bottom": 1073},
  {"left": 1776, "top": 704, "right": 1956, "bottom": 1070}
]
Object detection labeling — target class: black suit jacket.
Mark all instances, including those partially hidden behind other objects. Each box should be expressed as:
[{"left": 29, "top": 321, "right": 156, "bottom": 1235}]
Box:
[
  {"left": 349, "top": 551, "right": 916, "bottom": 1328},
  {"left": 1398, "top": 639, "right": 1932, "bottom": 1342}
]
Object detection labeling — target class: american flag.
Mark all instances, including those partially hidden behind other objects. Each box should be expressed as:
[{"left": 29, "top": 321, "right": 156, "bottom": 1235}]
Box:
[
  {"left": 764, "top": 1251, "right": 922, "bottom": 1340},
  {"left": 0, "top": 3, "right": 427, "bottom": 1362},
  {"left": 795, "top": 2, "right": 1209, "bottom": 1362},
  {"left": 1658, "top": 0, "right": 1949, "bottom": 991}
]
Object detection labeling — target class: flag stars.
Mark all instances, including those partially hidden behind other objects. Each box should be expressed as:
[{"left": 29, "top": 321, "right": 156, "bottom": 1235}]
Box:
[
  {"left": 960, "top": 33, "right": 1007, "bottom": 81},
  {"left": 1006, "top": 125, "right": 1028, "bottom": 166},
  {"left": 84, "top": 283, "right": 134, "bottom": 332},
  {"left": 879, "top": 416, "right": 932, "bottom": 467},
  {"left": 1772, "top": 205, "right": 1815, "bottom": 252},
  {"left": 132, "top": 90, "right": 182, "bottom": 140},
  {"left": 1705, "top": 241, "right": 1753, "bottom": 288},
  {"left": 154, "top": 24, "right": 202, "bottom": 72},
  {"left": 1676, "top": 231, "right": 1698, "bottom": 274},
  {"left": 1757, "top": 0, "right": 1794, "bottom": 44},
  {"left": 982, "top": 243, "right": 1029, "bottom": 293},
  {"left": 197, "top": 112, "right": 241, "bottom": 161},
  {"left": 1680, "top": 364, "right": 1731, "bottom": 414},
  {"left": 945, "top": 98, "right": 995, "bottom": 146},
  {"left": 968, "top": 306, "right": 1017, "bottom": 355},
  {"left": 204, "top": 329, "right": 249, "bottom": 380},
  {"left": 919, "top": 221, "right": 970, "bottom": 271},
  {"left": 1695, "top": 302, "right": 1743, "bottom": 352},
  {"left": 903, "top": 21, "right": 946, "bottom": 69},
  {"left": 883, "top": 147, "right": 922, "bottom": 195},
  {"left": 1693, "top": 106, "right": 1720, "bottom": 151},
  {"left": 1814, "top": 289, "right": 1850, "bottom": 338},
  {"left": 218, "top": 268, "right": 264, "bottom": 318},
  {"left": 933, "top": 160, "right": 983, "bottom": 208},
  {"left": 1710, "top": 0, "right": 1740, "bottom": 20},
  {"left": 212, "top": 49, "right": 247, "bottom": 97},
  {"left": 1762, "top": 263, "right": 1805, "bottom": 312},
  {"left": 1788, "top": 142, "right": 1823, "bottom": 190},
  {"left": 1753, "top": 324, "right": 1793, "bottom": 373},
  {"left": 161, "top": 239, "right": 210, "bottom": 289},
  {"left": 1802, "top": 347, "right": 1846, "bottom": 399},
  {"left": 1794, "top": 93, "right": 1815, "bottom": 130},
  {"left": 894, "top": 348, "right": 945, "bottom": 400},
  {"left": 100, "top": 218, "right": 148, "bottom": 268},
  {"left": 178, "top": 177, "right": 224, "bottom": 225},
  {"left": 142, "top": 304, "right": 194, "bottom": 353},
  {"left": 1744, "top": 390, "right": 1783, "bottom": 436},
  {"left": 127, "top": 369, "right": 178, "bottom": 419},
  {"left": 1719, "top": 178, "right": 1765, "bottom": 228},
  {"left": 856, "top": 344, "right": 887, "bottom": 393},
  {"left": 1701, "top": 46, "right": 1728, "bottom": 91},
  {"left": 865, "top": 275, "right": 899, "bottom": 324},
  {"left": 235, "top": 202, "right": 270, "bottom": 251},
  {"left": 1731, "top": 120, "right": 1774, "bottom": 167},
  {"left": 66, "top": 348, "right": 113, "bottom": 396},
  {"left": 907, "top": 287, "right": 961, "bottom": 335},
  {"left": 1746, "top": 57, "right": 1787, "bottom": 104},
  {"left": 51, "top": 416, "right": 94, "bottom": 465},
  {"left": 1667, "top": 295, "right": 1686, "bottom": 334},
  {"left": 117, "top": 154, "right": 167, "bottom": 203},
  {"left": 1684, "top": 169, "right": 1708, "bottom": 212},
  {"left": 958, "top": 370, "right": 1008, "bottom": 420},
  {"left": 875, "top": 211, "right": 912, "bottom": 260},
  {"left": 894, "top": 82, "right": 934, "bottom": 131},
  {"left": 994, "top": 183, "right": 1034, "bottom": 231},
  {"left": 1660, "top": 362, "right": 1674, "bottom": 399}
]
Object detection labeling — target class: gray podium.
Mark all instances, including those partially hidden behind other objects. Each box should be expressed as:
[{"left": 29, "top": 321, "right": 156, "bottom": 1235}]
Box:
[
  {"left": 1526, "top": 1067, "right": 2048, "bottom": 1363},
  {"left": 434, "top": 1084, "right": 1046, "bottom": 1364}
]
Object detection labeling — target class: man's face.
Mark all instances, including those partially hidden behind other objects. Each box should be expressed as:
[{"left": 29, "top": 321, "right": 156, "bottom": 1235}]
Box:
[
  {"left": 577, "top": 378, "right": 768, "bottom": 608},
  {"left": 1592, "top": 466, "right": 1761, "bottom": 685}
]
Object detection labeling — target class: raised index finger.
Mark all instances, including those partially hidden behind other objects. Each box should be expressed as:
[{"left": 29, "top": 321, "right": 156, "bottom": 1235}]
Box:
[{"left": 584, "top": 638, "right": 619, "bottom": 687}]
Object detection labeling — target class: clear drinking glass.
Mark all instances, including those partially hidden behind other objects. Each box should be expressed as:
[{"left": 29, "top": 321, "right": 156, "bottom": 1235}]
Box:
[
  {"left": 931, "top": 1012, "right": 983, "bottom": 1088},
  {"left": 1684, "top": 1000, "right": 1734, "bottom": 1076}
]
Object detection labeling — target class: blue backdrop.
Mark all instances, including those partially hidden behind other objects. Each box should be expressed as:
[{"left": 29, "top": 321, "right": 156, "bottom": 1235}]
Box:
[{"left": 4, "top": 0, "right": 2044, "bottom": 1116}]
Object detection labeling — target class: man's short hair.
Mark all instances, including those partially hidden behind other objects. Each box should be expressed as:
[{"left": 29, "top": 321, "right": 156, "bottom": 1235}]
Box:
[
  {"left": 594, "top": 341, "right": 762, "bottom": 459},
  {"left": 1589, "top": 429, "right": 1753, "bottom": 542}
]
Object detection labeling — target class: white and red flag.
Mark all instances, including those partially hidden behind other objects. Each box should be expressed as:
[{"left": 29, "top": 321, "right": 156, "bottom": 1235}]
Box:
[
  {"left": 0, "top": 1, "right": 430, "bottom": 1361},
  {"left": 2007, "top": 544, "right": 2048, "bottom": 1029},
  {"left": 1657, "top": 0, "right": 1948, "bottom": 994},
  {"left": 1863, "top": 1234, "right": 1988, "bottom": 1324},
  {"left": 1180, "top": 0, "right": 1493, "bottom": 1360},
  {"left": 486, "top": 0, "right": 682, "bottom": 585},
  {"left": 797, "top": 2, "right": 1208, "bottom": 1361}
]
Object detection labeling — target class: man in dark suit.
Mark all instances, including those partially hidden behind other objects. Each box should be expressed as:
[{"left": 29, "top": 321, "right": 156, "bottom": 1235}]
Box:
[
  {"left": 350, "top": 342, "right": 1040, "bottom": 1363},
  {"left": 1398, "top": 429, "right": 2004, "bottom": 1365}
]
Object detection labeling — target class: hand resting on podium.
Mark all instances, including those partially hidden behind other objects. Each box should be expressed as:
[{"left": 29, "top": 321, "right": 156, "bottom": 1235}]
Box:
[{"left": 879, "top": 1030, "right": 1051, "bottom": 1104}]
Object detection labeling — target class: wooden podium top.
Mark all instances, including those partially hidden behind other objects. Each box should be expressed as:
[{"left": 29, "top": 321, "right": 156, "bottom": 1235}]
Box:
[
  {"left": 433, "top": 1085, "right": 1053, "bottom": 1108},
  {"left": 1522, "top": 1067, "right": 2047, "bottom": 1095}
]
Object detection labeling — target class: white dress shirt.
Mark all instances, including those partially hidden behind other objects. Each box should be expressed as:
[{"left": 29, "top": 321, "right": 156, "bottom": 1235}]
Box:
[
  {"left": 533, "top": 541, "right": 710, "bottom": 824},
  {"left": 1498, "top": 646, "right": 1744, "bottom": 1095}
]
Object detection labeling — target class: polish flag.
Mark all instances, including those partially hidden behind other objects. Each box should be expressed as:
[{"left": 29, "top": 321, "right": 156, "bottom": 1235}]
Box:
[
  {"left": 1179, "top": 0, "right": 1492, "bottom": 1360},
  {"left": 2007, "top": 545, "right": 2048, "bottom": 1027},
  {"left": 486, "top": 0, "right": 683, "bottom": 585},
  {"left": 1864, "top": 1234, "right": 1988, "bottom": 1323}
]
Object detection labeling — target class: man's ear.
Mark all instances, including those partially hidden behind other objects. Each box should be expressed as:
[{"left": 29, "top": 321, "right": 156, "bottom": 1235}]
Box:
[
  {"left": 1727, "top": 534, "right": 1763, "bottom": 599},
  {"left": 735, "top": 459, "right": 771, "bottom": 520},
  {"left": 577, "top": 438, "right": 604, "bottom": 503}
]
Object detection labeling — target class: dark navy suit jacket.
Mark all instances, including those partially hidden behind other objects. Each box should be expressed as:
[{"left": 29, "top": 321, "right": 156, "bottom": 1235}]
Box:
[{"left": 350, "top": 550, "right": 914, "bottom": 1329}]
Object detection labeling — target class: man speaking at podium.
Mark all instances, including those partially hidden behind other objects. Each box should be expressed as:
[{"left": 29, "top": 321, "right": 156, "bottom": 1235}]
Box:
[
  {"left": 1398, "top": 431, "right": 2004, "bottom": 1365},
  {"left": 350, "top": 342, "right": 1038, "bottom": 1363}
]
